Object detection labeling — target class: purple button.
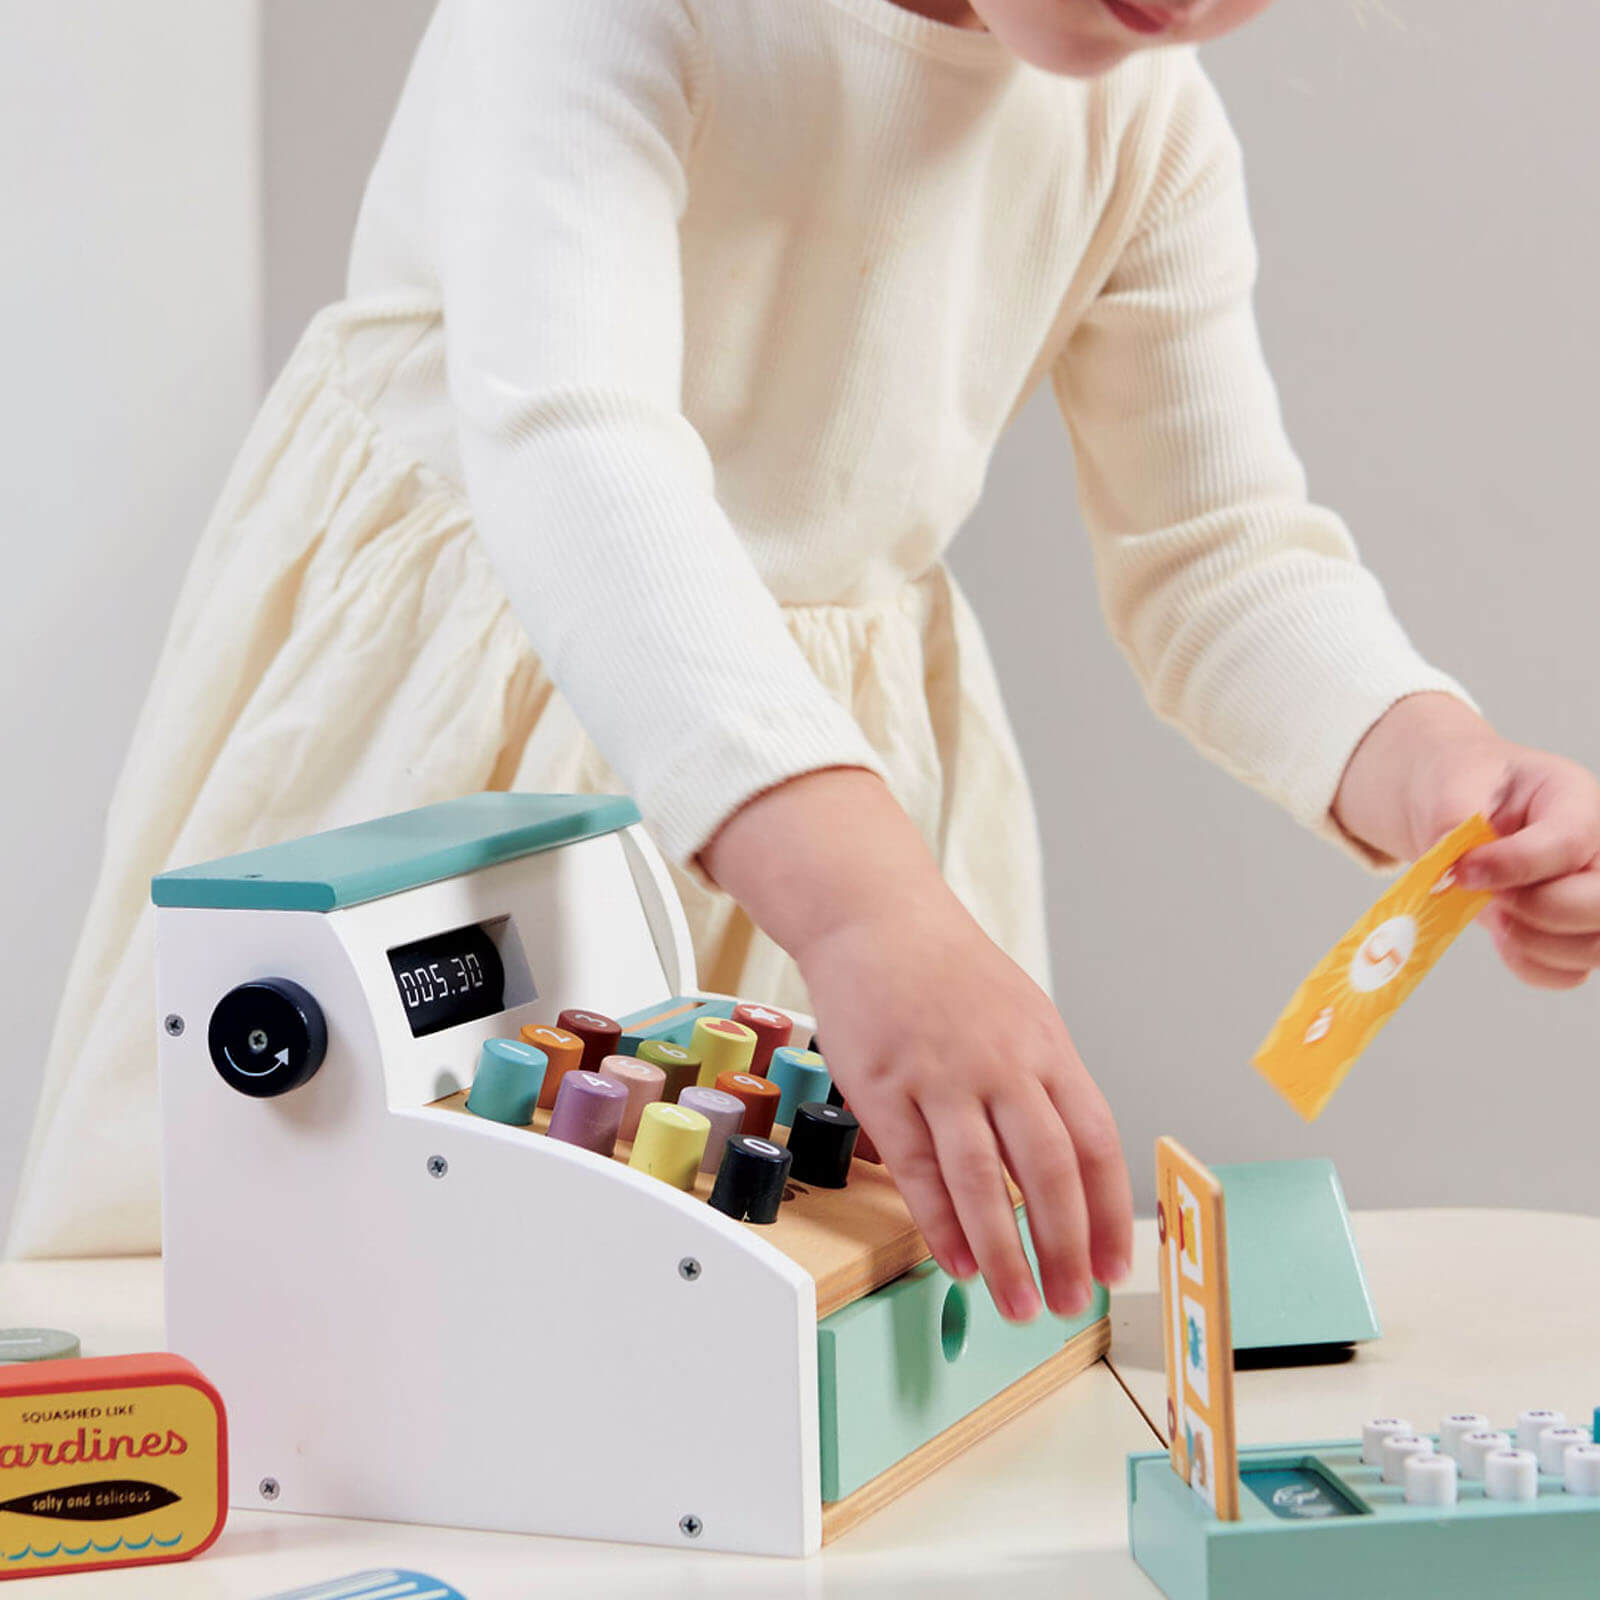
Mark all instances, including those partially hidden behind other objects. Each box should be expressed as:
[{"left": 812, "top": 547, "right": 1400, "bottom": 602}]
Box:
[
  {"left": 547, "top": 1069, "right": 628, "bottom": 1158},
  {"left": 677, "top": 1085, "right": 746, "bottom": 1172}
]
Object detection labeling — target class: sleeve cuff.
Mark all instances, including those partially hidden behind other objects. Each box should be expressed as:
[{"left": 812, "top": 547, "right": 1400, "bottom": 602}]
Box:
[
  {"left": 635, "top": 697, "right": 890, "bottom": 879},
  {"left": 1291, "top": 672, "right": 1481, "bottom": 872}
]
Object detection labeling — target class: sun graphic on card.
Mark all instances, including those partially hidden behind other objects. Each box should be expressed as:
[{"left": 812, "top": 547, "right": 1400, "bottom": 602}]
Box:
[{"left": 1253, "top": 814, "right": 1497, "bottom": 1121}]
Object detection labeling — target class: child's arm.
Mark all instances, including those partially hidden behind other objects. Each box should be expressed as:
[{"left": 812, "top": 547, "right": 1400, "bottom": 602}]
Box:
[
  {"left": 432, "top": 0, "right": 887, "bottom": 865},
  {"left": 1057, "top": 55, "right": 1600, "bottom": 988},
  {"left": 1054, "top": 57, "right": 1472, "bottom": 860},
  {"left": 431, "top": 1, "right": 1129, "bottom": 1313},
  {"left": 702, "top": 768, "right": 1133, "bottom": 1320}
]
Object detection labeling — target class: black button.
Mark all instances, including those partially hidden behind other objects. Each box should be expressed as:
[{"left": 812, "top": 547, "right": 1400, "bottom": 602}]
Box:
[
  {"left": 786, "top": 1101, "right": 859, "bottom": 1189},
  {"left": 708, "top": 1135, "right": 793, "bottom": 1224},
  {"left": 207, "top": 978, "right": 327, "bottom": 1098}
]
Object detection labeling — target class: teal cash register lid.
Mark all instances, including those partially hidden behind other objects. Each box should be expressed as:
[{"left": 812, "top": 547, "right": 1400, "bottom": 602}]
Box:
[
  {"left": 151, "top": 791, "right": 641, "bottom": 911},
  {"left": 1213, "top": 1159, "right": 1381, "bottom": 1352}
]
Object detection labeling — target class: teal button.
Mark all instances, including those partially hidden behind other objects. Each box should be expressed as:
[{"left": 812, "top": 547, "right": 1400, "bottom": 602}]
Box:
[
  {"left": 768, "top": 1047, "right": 831, "bottom": 1128},
  {"left": 466, "top": 1039, "right": 547, "bottom": 1125}
]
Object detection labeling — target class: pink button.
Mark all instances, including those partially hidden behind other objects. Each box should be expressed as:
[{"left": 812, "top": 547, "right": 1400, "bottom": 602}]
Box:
[
  {"left": 677, "top": 1085, "right": 747, "bottom": 1173},
  {"left": 547, "top": 1069, "right": 628, "bottom": 1158},
  {"left": 597, "top": 1055, "right": 666, "bottom": 1142}
]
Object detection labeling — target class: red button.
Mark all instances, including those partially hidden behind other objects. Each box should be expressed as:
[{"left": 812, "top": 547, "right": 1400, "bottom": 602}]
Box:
[{"left": 732, "top": 1002, "right": 794, "bottom": 1077}]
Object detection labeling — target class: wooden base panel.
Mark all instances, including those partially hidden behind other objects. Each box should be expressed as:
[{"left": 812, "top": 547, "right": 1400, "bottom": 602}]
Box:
[{"left": 819, "top": 1316, "right": 1112, "bottom": 1544}]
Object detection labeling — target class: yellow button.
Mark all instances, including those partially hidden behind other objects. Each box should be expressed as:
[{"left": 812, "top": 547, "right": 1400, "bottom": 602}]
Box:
[
  {"left": 691, "top": 1017, "right": 757, "bottom": 1088},
  {"left": 628, "top": 1102, "right": 710, "bottom": 1191}
]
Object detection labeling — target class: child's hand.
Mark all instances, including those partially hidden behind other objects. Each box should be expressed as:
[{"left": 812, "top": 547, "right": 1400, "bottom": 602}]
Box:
[
  {"left": 700, "top": 769, "right": 1133, "bottom": 1321},
  {"left": 1335, "top": 694, "right": 1600, "bottom": 988},
  {"left": 796, "top": 883, "right": 1132, "bottom": 1321}
]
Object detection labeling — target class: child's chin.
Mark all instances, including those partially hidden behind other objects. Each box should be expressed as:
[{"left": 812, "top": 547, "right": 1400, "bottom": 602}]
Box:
[{"left": 991, "top": 23, "right": 1139, "bottom": 77}]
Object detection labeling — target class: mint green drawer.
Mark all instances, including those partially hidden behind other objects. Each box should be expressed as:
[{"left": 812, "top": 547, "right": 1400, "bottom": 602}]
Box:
[{"left": 816, "top": 1208, "right": 1109, "bottom": 1501}]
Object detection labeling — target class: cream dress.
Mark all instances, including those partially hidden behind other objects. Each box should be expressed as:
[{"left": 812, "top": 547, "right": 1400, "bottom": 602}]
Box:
[
  {"left": 7, "top": 293, "right": 1046, "bottom": 1256},
  {"left": 9, "top": 1, "right": 1462, "bottom": 1257}
]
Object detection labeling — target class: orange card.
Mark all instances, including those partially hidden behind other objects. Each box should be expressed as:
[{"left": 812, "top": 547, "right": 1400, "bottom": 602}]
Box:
[
  {"left": 1156, "top": 1136, "right": 1238, "bottom": 1520},
  {"left": 1253, "top": 814, "right": 1497, "bottom": 1121}
]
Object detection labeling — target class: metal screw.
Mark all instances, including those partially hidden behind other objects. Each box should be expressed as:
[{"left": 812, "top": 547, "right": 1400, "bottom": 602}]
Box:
[
  {"left": 677, "top": 1257, "right": 701, "bottom": 1282},
  {"left": 258, "top": 1477, "right": 280, "bottom": 1501},
  {"left": 163, "top": 1014, "right": 185, "bottom": 1037},
  {"left": 427, "top": 1155, "right": 449, "bottom": 1179},
  {"left": 679, "top": 1514, "right": 703, "bottom": 1539}
]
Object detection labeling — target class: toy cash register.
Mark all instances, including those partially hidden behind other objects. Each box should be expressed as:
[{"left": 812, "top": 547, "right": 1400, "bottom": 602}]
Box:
[{"left": 154, "top": 792, "right": 1108, "bottom": 1557}]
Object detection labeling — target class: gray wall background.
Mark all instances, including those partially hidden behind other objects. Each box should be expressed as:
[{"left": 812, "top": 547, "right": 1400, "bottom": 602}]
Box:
[
  {"left": 1, "top": 0, "right": 261, "bottom": 1243},
  {"left": 7, "top": 0, "right": 1596, "bottom": 1243}
]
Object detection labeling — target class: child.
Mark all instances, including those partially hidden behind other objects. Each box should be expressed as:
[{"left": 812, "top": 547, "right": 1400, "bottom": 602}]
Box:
[{"left": 15, "top": 0, "right": 1600, "bottom": 1328}]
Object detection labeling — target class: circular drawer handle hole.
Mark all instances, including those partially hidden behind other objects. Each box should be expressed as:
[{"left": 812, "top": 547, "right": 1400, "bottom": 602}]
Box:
[{"left": 941, "top": 1281, "right": 970, "bottom": 1364}]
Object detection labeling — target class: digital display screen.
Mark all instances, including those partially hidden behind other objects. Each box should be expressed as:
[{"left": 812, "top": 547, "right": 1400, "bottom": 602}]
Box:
[{"left": 387, "top": 922, "right": 509, "bottom": 1038}]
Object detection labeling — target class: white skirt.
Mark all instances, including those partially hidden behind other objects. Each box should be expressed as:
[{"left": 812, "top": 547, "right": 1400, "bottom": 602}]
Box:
[{"left": 8, "top": 296, "right": 1050, "bottom": 1258}]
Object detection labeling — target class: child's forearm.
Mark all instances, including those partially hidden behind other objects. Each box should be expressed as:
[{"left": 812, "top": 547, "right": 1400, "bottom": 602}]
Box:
[
  {"left": 1333, "top": 692, "right": 1501, "bottom": 862},
  {"left": 698, "top": 768, "right": 952, "bottom": 964}
]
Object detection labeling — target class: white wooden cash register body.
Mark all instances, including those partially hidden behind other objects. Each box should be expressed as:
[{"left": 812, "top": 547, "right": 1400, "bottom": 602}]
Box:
[{"left": 156, "top": 797, "right": 823, "bottom": 1556}]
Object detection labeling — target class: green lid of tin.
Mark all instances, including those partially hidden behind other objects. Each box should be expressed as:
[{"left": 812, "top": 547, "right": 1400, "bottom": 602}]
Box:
[{"left": 0, "top": 1329, "right": 81, "bottom": 1364}]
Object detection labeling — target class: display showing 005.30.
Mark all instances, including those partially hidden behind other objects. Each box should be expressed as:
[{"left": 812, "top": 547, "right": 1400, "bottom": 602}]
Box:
[{"left": 386, "top": 922, "right": 507, "bottom": 1038}]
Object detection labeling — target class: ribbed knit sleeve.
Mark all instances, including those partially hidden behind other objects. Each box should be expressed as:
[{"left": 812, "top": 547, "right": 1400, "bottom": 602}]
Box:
[
  {"left": 432, "top": 0, "right": 886, "bottom": 865},
  {"left": 1054, "top": 59, "right": 1472, "bottom": 861}
]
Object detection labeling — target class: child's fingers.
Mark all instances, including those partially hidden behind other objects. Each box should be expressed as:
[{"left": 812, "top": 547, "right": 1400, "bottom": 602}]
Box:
[
  {"left": 865, "top": 1106, "right": 975, "bottom": 1280},
  {"left": 1485, "top": 909, "right": 1592, "bottom": 990},
  {"left": 921, "top": 1098, "right": 1039, "bottom": 1322},
  {"left": 1043, "top": 1058, "right": 1134, "bottom": 1287},
  {"left": 989, "top": 1087, "right": 1091, "bottom": 1318},
  {"left": 1488, "top": 909, "right": 1600, "bottom": 975},
  {"left": 1461, "top": 786, "right": 1599, "bottom": 892},
  {"left": 1502, "top": 869, "right": 1600, "bottom": 935}
]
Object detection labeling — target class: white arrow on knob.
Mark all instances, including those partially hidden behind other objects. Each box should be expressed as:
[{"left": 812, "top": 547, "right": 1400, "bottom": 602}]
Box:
[{"left": 275, "top": 1048, "right": 289, "bottom": 1068}]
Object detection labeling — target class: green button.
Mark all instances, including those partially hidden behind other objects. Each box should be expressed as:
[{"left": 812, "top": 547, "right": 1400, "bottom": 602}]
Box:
[{"left": 0, "top": 1329, "right": 80, "bottom": 1364}]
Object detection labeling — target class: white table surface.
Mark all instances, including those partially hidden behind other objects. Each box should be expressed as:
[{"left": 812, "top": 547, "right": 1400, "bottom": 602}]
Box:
[
  {"left": 4, "top": 1209, "right": 1590, "bottom": 1598},
  {"left": 0, "top": 1258, "right": 1160, "bottom": 1600},
  {"left": 1108, "top": 1208, "right": 1600, "bottom": 1451}
]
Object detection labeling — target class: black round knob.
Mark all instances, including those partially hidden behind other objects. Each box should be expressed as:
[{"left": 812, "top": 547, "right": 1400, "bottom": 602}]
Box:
[
  {"left": 786, "top": 1101, "right": 859, "bottom": 1190},
  {"left": 207, "top": 978, "right": 327, "bottom": 1098},
  {"left": 708, "top": 1135, "right": 793, "bottom": 1224}
]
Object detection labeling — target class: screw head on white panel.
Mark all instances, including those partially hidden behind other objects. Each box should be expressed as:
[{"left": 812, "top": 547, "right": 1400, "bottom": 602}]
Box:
[
  {"left": 259, "top": 1477, "right": 280, "bottom": 1501},
  {"left": 164, "top": 1014, "right": 185, "bottom": 1037},
  {"left": 678, "top": 1257, "right": 702, "bottom": 1281},
  {"left": 679, "top": 1514, "right": 703, "bottom": 1538},
  {"left": 427, "top": 1155, "right": 449, "bottom": 1179}
]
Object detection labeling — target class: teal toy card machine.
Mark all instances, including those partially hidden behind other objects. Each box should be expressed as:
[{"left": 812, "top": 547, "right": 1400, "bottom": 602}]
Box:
[{"left": 1215, "top": 1160, "right": 1380, "bottom": 1364}]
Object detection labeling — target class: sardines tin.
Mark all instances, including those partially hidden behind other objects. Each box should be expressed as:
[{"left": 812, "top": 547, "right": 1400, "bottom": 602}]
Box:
[{"left": 0, "top": 1353, "right": 226, "bottom": 1579}]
